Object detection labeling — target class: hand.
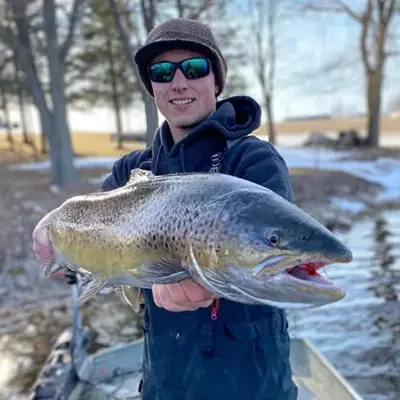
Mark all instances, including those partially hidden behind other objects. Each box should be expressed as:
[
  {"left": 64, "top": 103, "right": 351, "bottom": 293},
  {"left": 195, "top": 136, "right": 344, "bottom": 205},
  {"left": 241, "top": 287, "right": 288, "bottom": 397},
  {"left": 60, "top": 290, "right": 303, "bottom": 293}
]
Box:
[
  {"left": 152, "top": 279, "right": 218, "bottom": 312},
  {"left": 32, "top": 208, "right": 59, "bottom": 269}
]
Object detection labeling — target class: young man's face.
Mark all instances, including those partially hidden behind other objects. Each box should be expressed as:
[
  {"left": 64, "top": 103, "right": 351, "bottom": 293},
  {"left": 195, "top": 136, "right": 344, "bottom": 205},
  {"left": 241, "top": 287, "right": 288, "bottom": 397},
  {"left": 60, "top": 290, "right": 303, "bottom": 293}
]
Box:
[{"left": 150, "top": 49, "right": 219, "bottom": 134}]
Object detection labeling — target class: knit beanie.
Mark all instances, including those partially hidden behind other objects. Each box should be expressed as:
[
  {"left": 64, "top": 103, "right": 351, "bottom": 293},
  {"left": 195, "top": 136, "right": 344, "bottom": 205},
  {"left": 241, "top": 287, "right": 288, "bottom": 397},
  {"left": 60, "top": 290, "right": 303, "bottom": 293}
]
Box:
[{"left": 134, "top": 18, "right": 227, "bottom": 97}]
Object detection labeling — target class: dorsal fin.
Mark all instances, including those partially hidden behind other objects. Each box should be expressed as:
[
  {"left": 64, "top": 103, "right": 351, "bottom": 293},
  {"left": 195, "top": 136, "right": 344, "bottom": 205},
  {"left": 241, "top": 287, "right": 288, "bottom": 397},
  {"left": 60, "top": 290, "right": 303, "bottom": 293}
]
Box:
[{"left": 127, "top": 168, "right": 154, "bottom": 186}]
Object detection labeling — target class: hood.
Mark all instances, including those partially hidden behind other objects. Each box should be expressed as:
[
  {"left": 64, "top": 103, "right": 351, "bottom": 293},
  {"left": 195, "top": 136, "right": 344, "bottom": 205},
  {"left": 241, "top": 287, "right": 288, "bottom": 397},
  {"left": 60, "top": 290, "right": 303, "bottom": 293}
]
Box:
[{"left": 151, "top": 95, "right": 261, "bottom": 173}]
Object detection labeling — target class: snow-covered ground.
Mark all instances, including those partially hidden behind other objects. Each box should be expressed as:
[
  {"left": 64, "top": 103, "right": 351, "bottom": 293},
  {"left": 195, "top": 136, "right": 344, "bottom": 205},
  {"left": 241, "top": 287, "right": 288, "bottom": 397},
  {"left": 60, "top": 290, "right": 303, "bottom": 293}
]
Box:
[
  {"left": 276, "top": 146, "right": 400, "bottom": 203},
  {"left": 8, "top": 143, "right": 400, "bottom": 212}
]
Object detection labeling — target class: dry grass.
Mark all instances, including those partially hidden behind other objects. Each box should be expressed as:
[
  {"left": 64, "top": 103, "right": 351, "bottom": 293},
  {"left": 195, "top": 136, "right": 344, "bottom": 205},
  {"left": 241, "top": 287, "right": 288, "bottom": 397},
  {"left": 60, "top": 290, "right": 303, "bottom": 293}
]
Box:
[
  {"left": 0, "top": 132, "right": 146, "bottom": 164},
  {"left": 1, "top": 113, "right": 400, "bottom": 165},
  {"left": 256, "top": 114, "right": 400, "bottom": 136}
]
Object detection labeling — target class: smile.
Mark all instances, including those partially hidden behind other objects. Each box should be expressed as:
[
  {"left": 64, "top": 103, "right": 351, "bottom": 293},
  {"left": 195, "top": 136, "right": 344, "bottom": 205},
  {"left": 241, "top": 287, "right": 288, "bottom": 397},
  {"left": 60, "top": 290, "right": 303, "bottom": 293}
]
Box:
[{"left": 170, "top": 99, "right": 195, "bottom": 105}]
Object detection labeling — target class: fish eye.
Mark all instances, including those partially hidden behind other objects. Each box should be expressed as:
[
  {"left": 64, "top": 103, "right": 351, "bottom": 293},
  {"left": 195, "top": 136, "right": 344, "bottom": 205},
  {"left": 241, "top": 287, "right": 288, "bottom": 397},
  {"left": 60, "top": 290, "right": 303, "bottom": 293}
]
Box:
[{"left": 267, "top": 231, "right": 280, "bottom": 247}]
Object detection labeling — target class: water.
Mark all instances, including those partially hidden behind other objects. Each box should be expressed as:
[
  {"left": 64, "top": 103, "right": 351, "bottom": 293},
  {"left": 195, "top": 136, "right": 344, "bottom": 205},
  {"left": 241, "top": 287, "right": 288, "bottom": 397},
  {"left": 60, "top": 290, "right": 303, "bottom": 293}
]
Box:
[
  {"left": 287, "top": 210, "right": 400, "bottom": 400},
  {"left": 0, "top": 211, "right": 399, "bottom": 399}
]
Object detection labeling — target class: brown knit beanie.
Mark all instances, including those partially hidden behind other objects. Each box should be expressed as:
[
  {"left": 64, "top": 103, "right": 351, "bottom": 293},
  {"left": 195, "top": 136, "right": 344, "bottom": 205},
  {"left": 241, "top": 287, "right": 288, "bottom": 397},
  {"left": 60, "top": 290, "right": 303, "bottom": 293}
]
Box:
[{"left": 134, "top": 18, "right": 227, "bottom": 97}]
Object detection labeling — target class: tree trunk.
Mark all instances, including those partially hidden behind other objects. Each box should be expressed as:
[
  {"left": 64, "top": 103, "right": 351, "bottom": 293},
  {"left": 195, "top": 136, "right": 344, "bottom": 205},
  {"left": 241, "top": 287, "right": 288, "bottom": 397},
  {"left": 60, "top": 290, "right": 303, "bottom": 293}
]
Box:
[
  {"left": 44, "top": 0, "right": 78, "bottom": 186},
  {"left": 265, "top": 94, "right": 276, "bottom": 144},
  {"left": 39, "top": 112, "right": 59, "bottom": 183},
  {"left": 0, "top": 86, "right": 14, "bottom": 149},
  {"left": 13, "top": 50, "right": 31, "bottom": 145},
  {"left": 49, "top": 65, "right": 78, "bottom": 186},
  {"left": 17, "top": 87, "right": 29, "bottom": 143},
  {"left": 108, "top": 0, "right": 159, "bottom": 143},
  {"left": 16, "top": 76, "right": 29, "bottom": 144},
  {"left": 365, "top": 70, "right": 382, "bottom": 147},
  {"left": 144, "top": 93, "right": 159, "bottom": 145},
  {"left": 113, "top": 95, "right": 124, "bottom": 150},
  {"left": 106, "top": 35, "right": 123, "bottom": 149}
]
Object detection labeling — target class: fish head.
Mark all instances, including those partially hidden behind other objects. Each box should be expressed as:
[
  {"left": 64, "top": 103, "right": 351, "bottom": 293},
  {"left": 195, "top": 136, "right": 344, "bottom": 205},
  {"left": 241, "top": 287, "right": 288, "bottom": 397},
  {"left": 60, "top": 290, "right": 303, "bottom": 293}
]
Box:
[{"left": 209, "top": 187, "right": 353, "bottom": 308}]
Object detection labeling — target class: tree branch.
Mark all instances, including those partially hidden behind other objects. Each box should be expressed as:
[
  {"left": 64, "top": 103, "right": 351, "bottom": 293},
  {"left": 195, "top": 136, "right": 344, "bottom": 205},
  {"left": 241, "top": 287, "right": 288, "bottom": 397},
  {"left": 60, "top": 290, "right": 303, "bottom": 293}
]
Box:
[
  {"left": 187, "top": 0, "right": 212, "bottom": 19},
  {"left": 60, "top": 0, "right": 87, "bottom": 62},
  {"left": 298, "top": 0, "right": 363, "bottom": 22},
  {"left": 7, "top": 0, "right": 50, "bottom": 115},
  {"left": 176, "top": 0, "right": 184, "bottom": 17},
  {"left": 335, "top": 0, "right": 363, "bottom": 22},
  {"left": 108, "top": 0, "right": 144, "bottom": 93},
  {"left": 360, "top": 0, "right": 373, "bottom": 73}
]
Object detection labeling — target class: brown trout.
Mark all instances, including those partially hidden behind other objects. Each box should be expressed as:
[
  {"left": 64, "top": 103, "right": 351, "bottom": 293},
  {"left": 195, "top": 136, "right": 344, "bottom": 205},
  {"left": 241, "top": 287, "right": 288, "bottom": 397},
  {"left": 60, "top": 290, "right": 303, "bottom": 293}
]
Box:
[{"left": 44, "top": 169, "right": 353, "bottom": 309}]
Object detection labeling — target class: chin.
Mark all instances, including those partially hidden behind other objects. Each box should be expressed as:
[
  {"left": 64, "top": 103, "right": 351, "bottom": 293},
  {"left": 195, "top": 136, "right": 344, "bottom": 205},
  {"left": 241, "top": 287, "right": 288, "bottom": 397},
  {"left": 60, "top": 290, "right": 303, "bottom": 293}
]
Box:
[{"left": 177, "top": 115, "right": 209, "bottom": 130}]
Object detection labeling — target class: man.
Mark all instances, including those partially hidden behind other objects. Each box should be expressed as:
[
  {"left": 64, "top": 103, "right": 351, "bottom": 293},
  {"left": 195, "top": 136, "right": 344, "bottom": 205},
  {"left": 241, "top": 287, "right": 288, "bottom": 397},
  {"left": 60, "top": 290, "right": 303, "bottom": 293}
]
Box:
[{"left": 33, "top": 18, "right": 298, "bottom": 400}]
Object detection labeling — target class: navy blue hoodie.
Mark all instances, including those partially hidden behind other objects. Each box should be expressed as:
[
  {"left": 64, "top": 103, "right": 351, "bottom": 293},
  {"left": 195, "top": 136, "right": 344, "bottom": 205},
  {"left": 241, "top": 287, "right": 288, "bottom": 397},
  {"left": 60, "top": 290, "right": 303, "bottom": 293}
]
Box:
[{"left": 102, "top": 95, "right": 298, "bottom": 400}]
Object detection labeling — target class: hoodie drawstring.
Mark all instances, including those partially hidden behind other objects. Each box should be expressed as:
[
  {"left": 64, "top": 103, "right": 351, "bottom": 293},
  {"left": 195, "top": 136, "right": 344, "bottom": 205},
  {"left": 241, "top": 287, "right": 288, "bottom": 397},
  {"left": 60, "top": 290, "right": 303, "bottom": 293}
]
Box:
[
  {"left": 179, "top": 145, "right": 187, "bottom": 172},
  {"left": 154, "top": 144, "right": 163, "bottom": 175}
]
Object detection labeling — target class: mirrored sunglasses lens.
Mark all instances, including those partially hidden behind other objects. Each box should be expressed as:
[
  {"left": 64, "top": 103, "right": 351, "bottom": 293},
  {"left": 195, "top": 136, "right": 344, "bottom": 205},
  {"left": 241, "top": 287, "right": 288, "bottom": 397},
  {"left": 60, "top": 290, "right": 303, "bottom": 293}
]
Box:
[
  {"left": 150, "top": 62, "right": 175, "bottom": 82},
  {"left": 182, "top": 58, "right": 209, "bottom": 79}
]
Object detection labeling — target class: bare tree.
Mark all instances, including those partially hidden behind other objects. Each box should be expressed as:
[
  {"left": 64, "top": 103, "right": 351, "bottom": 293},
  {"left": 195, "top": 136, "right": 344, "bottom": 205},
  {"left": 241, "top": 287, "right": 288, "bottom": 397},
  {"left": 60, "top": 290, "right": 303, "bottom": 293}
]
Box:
[
  {"left": 300, "top": 0, "right": 399, "bottom": 147},
  {"left": 108, "top": 0, "right": 158, "bottom": 146},
  {"left": 0, "top": 40, "right": 14, "bottom": 148},
  {"left": 12, "top": 49, "right": 35, "bottom": 151},
  {"left": 1, "top": 0, "right": 87, "bottom": 187},
  {"left": 248, "top": 0, "right": 278, "bottom": 144},
  {"left": 108, "top": 0, "right": 221, "bottom": 145}
]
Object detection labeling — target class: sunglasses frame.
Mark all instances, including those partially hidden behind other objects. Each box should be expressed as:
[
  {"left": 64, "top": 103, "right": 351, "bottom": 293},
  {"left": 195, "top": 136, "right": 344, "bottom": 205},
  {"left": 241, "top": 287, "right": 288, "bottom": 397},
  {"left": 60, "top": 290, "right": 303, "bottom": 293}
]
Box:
[{"left": 148, "top": 57, "right": 211, "bottom": 83}]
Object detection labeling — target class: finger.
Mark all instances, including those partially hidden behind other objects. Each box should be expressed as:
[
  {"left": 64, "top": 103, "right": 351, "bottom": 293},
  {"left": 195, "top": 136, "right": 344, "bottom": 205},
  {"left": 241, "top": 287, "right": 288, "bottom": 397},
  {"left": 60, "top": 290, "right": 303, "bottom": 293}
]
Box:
[
  {"left": 196, "top": 299, "right": 215, "bottom": 308},
  {"left": 152, "top": 284, "right": 164, "bottom": 308},
  {"left": 180, "top": 280, "right": 216, "bottom": 303},
  {"left": 165, "top": 282, "right": 191, "bottom": 305},
  {"left": 158, "top": 285, "right": 196, "bottom": 311},
  {"left": 152, "top": 285, "right": 199, "bottom": 312}
]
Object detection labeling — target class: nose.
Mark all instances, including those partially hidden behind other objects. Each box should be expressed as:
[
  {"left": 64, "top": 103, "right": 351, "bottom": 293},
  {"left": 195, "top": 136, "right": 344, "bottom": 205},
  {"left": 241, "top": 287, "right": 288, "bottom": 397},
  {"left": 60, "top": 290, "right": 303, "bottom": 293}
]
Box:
[{"left": 171, "top": 68, "right": 188, "bottom": 91}]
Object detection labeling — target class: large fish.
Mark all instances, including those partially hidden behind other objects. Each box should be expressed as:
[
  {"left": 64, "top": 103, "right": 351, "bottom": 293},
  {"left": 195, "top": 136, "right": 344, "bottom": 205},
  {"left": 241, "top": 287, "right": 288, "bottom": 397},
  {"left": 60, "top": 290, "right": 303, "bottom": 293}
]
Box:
[{"left": 44, "top": 169, "right": 352, "bottom": 309}]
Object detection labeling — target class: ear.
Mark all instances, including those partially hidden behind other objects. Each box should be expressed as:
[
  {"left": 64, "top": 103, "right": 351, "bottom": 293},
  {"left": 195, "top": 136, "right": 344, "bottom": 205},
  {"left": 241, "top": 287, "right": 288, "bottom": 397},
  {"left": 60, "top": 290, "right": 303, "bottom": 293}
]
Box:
[{"left": 215, "top": 85, "right": 219, "bottom": 94}]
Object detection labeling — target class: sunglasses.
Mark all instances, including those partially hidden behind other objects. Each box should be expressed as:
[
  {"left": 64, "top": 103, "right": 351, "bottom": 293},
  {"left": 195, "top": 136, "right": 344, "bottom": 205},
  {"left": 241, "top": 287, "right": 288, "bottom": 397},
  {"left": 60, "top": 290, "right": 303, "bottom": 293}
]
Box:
[{"left": 148, "top": 57, "right": 211, "bottom": 83}]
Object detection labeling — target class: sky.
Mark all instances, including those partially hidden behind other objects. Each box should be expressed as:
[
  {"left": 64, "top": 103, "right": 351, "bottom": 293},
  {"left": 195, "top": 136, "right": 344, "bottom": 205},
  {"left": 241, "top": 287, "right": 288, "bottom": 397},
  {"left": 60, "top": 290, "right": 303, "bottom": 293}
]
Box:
[{"left": 4, "top": 1, "right": 400, "bottom": 134}]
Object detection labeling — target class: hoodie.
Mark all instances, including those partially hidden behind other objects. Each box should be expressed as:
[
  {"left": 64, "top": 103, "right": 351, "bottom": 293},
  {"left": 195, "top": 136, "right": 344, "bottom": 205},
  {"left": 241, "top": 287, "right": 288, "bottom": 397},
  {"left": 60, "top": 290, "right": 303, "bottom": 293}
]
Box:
[{"left": 101, "top": 95, "right": 298, "bottom": 400}]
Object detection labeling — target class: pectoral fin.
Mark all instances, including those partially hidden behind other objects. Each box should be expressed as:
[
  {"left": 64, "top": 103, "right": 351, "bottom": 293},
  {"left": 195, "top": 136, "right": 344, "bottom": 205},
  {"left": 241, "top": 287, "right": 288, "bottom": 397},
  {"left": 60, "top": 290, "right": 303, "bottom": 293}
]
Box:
[
  {"left": 78, "top": 274, "right": 107, "bottom": 305},
  {"left": 128, "top": 257, "right": 191, "bottom": 286}
]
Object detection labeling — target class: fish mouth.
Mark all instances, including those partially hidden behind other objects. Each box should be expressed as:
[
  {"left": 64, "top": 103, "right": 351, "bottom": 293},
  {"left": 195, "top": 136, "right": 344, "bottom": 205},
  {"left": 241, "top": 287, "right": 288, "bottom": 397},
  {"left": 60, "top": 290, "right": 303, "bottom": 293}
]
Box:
[
  {"left": 284, "top": 261, "right": 341, "bottom": 290},
  {"left": 253, "top": 254, "right": 349, "bottom": 302},
  {"left": 276, "top": 258, "right": 346, "bottom": 302}
]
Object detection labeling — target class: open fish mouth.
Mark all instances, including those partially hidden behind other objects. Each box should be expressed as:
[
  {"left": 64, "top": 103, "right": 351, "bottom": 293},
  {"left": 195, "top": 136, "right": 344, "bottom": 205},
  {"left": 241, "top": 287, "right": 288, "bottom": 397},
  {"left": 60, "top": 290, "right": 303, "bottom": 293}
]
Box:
[
  {"left": 285, "top": 261, "right": 336, "bottom": 287},
  {"left": 278, "top": 259, "right": 346, "bottom": 302},
  {"left": 251, "top": 255, "right": 346, "bottom": 302}
]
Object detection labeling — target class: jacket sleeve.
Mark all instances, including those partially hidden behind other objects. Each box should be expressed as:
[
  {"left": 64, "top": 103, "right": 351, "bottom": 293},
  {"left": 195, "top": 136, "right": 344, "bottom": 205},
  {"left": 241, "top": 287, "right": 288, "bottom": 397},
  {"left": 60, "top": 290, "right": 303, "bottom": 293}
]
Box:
[
  {"left": 228, "top": 137, "right": 294, "bottom": 203},
  {"left": 101, "top": 149, "right": 147, "bottom": 191}
]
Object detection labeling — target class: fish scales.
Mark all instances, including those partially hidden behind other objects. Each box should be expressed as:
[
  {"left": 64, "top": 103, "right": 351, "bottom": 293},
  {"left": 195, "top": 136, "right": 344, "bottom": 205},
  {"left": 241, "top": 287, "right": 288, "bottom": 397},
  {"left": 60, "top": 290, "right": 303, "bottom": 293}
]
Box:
[
  {"left": 49, "top": 172, "right": 230, "bottom": 278},
  {"left": 45, "top": 169, "right": 353, "bottom": 309}
]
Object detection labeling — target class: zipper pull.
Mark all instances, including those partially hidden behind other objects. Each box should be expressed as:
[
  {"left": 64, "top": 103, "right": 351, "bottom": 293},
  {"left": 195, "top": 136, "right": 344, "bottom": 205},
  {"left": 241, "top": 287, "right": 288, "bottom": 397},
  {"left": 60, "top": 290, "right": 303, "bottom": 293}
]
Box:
[{"left": 211, "top": 298, "right": 219, "bottom": 320}]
